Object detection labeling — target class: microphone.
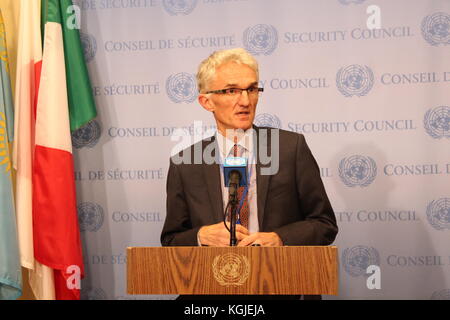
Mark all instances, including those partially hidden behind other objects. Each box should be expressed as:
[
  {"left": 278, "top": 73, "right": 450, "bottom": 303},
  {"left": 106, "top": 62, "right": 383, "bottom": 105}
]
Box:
[
  {"left": 223, "top": 156, "right": 247, "bottom": 247},
  {"left": 223, "top": 157, "right": 247, "bottom": 188},
  {"left": 227, "top": 170, "right": 241, "bottom": 204}
]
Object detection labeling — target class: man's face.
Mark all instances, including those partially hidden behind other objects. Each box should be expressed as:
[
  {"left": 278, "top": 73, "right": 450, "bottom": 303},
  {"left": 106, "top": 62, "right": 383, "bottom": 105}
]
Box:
[{"left": 200, "top": 61, "right": 259, "bottom": 136}]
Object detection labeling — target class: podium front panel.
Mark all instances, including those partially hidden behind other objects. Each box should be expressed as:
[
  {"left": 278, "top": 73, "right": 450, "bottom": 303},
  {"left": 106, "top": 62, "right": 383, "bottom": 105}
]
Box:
[{"left": 127, "top": 246, "right": 338, "bottom": 295}]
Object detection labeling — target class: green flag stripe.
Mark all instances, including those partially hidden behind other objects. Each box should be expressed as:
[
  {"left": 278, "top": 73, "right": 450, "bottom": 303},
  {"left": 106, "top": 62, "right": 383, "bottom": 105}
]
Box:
[{"left": 43, "top": 0, "right": 97, "bottom": 131}]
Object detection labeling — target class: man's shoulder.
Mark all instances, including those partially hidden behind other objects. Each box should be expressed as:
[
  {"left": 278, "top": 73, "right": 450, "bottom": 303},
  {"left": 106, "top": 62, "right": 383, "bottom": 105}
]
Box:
[
  {"left": 254, "top": 125, "right": 305, "bottom": 143},
  {"left": 169, "top": 135, "right": 216, "bottom": 165}
]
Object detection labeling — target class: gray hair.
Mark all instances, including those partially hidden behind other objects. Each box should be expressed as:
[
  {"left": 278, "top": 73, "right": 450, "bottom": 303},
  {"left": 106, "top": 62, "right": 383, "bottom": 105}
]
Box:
[{"left": 196, "top": 48, "right": 259, "bottom": 93}]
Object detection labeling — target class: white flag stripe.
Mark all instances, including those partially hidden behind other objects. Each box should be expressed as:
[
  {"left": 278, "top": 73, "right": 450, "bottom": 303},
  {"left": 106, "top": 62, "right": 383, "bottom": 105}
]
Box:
[
  {"left": 35, "top": 22, "right": 72, "bottom": 153},
  {"left": 13, "top": 0, "right": 56, "bottom": 300},
  {"left": 13, "top": 0, "right": 41, "bottom": 271}
]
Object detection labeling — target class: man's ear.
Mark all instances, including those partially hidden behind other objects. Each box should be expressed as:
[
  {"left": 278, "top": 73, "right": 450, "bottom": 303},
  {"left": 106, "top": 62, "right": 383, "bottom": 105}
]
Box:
[{"left": 198, "top": 94, "right": 215, "bottom": 112}]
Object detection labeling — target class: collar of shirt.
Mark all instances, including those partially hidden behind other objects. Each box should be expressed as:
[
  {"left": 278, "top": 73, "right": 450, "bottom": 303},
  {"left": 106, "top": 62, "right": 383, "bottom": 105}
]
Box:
[{"left": 215, "top": 129, "right": 255, "bottom": 160}]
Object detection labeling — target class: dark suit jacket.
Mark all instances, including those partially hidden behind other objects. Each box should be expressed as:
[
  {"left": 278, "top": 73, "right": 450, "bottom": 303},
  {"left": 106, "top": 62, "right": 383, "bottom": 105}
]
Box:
[{"left": 161, "top": 126, "right": 338, "bottom": 246}]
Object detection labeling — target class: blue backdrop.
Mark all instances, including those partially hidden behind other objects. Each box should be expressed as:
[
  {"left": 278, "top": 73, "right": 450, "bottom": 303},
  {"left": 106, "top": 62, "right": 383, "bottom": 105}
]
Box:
[{"left": 71, "top": 0, "right": 450, "bottom": 300}]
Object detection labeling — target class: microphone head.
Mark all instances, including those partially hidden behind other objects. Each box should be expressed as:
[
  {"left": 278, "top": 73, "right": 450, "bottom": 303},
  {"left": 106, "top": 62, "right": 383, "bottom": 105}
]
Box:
[
  {"left": 223, "top": 157, "right": 248, "bottom": 187},
  {"left": 229, "top": 170, "right": 241, "bottom": 184}
]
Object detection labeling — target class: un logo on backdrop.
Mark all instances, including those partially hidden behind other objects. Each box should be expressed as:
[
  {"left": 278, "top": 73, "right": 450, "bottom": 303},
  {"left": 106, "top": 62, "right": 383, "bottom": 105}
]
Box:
[
  {"left": 72, "top": 120, "right": 102, "bottom": 149},
  {"left": 78, "top": 202, "right": 104, "bottom": 232},
  {"left": 166, "top": 72, "right": 197, "bottom": 103},
  {"left": 81, "top": 287, "right": 108, "bottom": 300},
  {"left": 426, "top": 198, "right": 450, "bottom": 231},
  {"left": 342, "top": 246, "right": 380, "bottom": 277},
  {"left": 339, "top": 155, "right": 377, "bottom": 187},
  {"left": 336, "top": 65, "right": 374, "bottom": 97},
  {"left": 254, "top": 113, "right": 282, "bottom": 129},
  {"left": 338, "top": 0, "right": 366, "bottom": 4},
  {"left": 431, "top": 289, "right": 450, "bottom": 300},
  {"left": 423, "top": 106, "right": 450, "bottom": 139},
  {"left": 243, "top": 24, "right": 278, "bottom": 56},
  {"left": 162, "top": 0, "right": 197, "bottom": 16},
  {"left": 421, "top": 12, "right": 450, "bottom": 46},
  {"left": 79, "top": 31, "right": 97, "bottom": 63}
]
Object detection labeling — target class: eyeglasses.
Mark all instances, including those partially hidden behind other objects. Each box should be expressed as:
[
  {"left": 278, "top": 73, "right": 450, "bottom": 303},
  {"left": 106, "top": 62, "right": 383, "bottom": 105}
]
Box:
[{"left": 205, "top": 87, "right": 264, "bottom": 97}]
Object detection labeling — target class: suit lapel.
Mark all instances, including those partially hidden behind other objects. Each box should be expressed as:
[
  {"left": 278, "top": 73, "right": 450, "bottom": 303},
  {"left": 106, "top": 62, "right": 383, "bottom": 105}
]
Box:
[
  {"left": 254, "top": 126, "right": 272, "bottom": 230},
  {"left": 202, "top": 136, "right": 224, "bottom": 223}
]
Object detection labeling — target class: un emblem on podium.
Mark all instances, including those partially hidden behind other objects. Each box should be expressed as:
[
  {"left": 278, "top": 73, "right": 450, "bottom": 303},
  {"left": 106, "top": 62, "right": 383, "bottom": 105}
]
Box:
[
  {"left": 423, "top": 106, "right": 450, "bottom": 139},
  {"left": 243, "top": 24, "right": 278, "bottom": 56},
  {"left": 421, "top": 12, "right": 450, "bottom": 46},
  {"left": 336, "top": 65, "right": 374, "bottom": 97},
  {"left": 339, "top": 155, "right": 377, "bottom": 187},
  {"left": 166, "top": 72, "right": 197, "bottom": 103},
  {"left": 212, "top": 253, "right": 250, "bottom": 286},
  {"left": 426, "top": 198, "right": 450, "bottom": 231},
  {"left": 342, "top": 245, "right": 380, "bottom": 277}
]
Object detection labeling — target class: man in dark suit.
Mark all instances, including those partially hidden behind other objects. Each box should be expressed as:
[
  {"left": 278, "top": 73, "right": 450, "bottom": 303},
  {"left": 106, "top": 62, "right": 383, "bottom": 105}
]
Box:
[
  {"left": 161, "top": 127, "right": 337, "bottom": 247},
  {"left": 160, "top": 48, "right": 337, "bottom": 299}
]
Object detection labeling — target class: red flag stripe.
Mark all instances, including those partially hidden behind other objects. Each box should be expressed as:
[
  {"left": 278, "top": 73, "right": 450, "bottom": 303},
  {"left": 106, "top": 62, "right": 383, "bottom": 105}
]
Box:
[{"left": 32, "top": 145, "right": 83, "bottom": 299}]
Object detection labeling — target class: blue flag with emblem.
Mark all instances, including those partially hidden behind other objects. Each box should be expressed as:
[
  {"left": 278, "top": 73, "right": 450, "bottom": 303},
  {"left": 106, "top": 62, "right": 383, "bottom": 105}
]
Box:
[{"left": 0, "top": 9, "right": 22, "bottom": 300}]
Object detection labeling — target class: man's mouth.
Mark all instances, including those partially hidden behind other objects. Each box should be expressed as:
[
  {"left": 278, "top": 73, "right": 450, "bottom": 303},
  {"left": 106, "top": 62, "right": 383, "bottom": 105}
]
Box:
[{"left": 236, "top": 111, "right": 250, "bottom": 116}]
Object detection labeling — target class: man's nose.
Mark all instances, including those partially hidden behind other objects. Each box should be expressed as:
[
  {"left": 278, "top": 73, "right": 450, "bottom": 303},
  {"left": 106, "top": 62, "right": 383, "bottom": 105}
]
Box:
[{"left": 238, "top": 90, "right": 250, "bottom": 106}]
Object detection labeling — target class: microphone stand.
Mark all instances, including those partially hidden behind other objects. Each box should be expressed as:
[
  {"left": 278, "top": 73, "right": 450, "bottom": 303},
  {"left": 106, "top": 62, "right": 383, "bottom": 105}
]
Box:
[{"left": 227, "top": 171, "right": 240, "bottom": 246}]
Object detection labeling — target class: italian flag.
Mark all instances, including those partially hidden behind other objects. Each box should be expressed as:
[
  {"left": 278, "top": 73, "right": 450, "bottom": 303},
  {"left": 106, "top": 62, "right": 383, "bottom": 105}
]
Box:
[{"left": 13, "top": 0, "right": 96, "bottom": 300}]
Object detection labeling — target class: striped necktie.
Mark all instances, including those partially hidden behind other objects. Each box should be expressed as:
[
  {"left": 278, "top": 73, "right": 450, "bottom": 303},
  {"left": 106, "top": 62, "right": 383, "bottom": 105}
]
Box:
[{"left": 231, "top": 143, "right": 249, "bottom": 229}]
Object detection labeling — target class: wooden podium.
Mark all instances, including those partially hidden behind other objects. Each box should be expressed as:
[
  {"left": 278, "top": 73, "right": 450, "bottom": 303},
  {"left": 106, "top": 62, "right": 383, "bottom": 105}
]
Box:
[{"left": 127, "top": 246, "right": 338, "bottom": 295}]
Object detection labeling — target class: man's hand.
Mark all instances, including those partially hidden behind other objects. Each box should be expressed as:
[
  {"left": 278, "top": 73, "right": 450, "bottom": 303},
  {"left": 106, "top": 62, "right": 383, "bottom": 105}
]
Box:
[
  {"left": 198, "top": 222, "right": 250, "bottom": 246},
  {"left": 237, "top": 232, "right": 283, "bottom": 247}
]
